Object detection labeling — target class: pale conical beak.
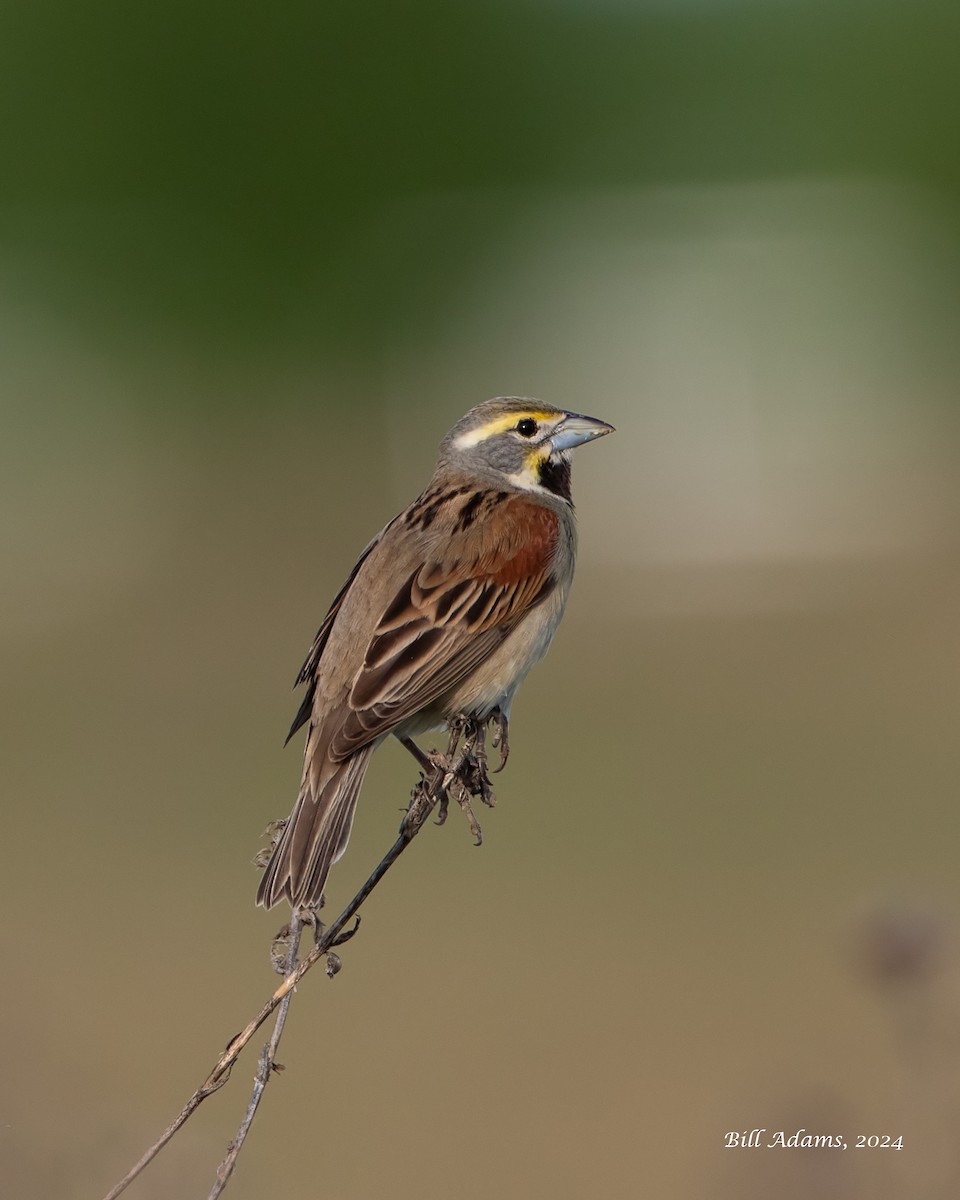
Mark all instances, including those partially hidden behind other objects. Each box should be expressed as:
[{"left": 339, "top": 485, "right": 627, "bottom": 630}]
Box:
[{"left": 550, "top": 411, "right": 616, "bottom": 453}]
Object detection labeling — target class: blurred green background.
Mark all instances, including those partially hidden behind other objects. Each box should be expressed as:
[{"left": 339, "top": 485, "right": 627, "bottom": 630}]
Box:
[{"left": 5, "top": 1, "right": 960, "bottom": 1197}]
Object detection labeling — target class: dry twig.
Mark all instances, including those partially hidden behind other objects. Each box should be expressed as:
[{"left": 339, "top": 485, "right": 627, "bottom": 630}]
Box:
[
  {"left": 208, "top": 912, "right": 304, "bottom": 1198},
  {"left": 101, "top": 717, "right": 490, "bottom": 1200}
]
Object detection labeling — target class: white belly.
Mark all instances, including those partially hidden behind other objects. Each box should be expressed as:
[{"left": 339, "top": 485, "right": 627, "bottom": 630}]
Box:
[{"left": 439, "top": 576, "right": 570, "bottom": 721}]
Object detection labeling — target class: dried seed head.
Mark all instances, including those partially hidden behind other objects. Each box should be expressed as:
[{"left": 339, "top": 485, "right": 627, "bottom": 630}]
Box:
[{"left": 270, "top": 924, "right": 295, "bottom": 975}]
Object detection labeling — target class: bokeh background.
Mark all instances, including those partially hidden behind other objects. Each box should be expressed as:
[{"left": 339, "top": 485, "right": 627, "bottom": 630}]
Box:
[{"left": 4, "top": 2, "right": 960, "bottom": 1197}]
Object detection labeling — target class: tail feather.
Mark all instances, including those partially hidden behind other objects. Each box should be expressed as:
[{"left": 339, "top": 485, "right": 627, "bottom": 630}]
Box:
[{"left": 256, "top": 746, "right": 375, "bottom": 909}]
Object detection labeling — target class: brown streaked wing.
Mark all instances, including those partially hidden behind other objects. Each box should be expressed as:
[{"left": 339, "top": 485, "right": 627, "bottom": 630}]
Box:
[
  {"left": 330, "top": 500, "right": 561, "bottom": 760},
  {"left": 285, "top": 523, "right": 394, "bottom": 745}
]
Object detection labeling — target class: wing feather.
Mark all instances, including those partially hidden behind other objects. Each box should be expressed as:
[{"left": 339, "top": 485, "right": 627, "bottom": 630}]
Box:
[
  {"left": 285, "top": 525, "right": 393, "bottom": 744},
  {"left": 329, "top": 501, "right": 561, "bottom": 758}
]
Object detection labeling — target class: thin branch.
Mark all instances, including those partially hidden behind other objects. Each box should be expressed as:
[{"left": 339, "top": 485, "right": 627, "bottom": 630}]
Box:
[
  {"left": 208, "top": 913, "right": 304, "bottom": 1198},
  {"left": 101, "top": 720, "right": 475, "bottom": 1200}
]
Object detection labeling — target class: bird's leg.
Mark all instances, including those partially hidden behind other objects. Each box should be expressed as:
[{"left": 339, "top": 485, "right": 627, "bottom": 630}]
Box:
[
  {"left": 443, "top": 716, "right": 494, "bottom": 845},
  {"left": 400, "top": 719, "right": 466, "bottom": 836},
  {"left": 451, "top": 777, "right": 484, "bottom": 845},
  {"left": 489, "top": 707, "right": 510, "bottom": 773},
  {"left": 434, "top": 791, "right": 450, "bottom": 827},
  {"left": 401, "top": 715, "right": 499, "bottom": 845},
  {"left": 436, "top": 715, "right": 474, "bottom": 828},
  {"left": 460, "top": 719, "right": 496, "bottom": 808}
]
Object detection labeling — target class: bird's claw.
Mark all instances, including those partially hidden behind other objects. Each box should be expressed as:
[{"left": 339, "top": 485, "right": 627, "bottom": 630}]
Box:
[
  {"left": 440, "top": 715, "right": 499, "bottom": 844},
  {"left": 452, "top": 780, "right": 484, "bottom": 846},
  {"left": 404, "top": 712, "right": 508, "bottom": 846},
  {"left": 453, "top": 717, "right": 496, "bottom": 807},
  {"left": 490, "top": 708, "right": 510, "bottom": 773},
  {"left": 435, "top": 790, "right": 449, "bottom": 826}
]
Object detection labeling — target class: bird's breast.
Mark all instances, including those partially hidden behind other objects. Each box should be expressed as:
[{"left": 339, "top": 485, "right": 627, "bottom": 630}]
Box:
[{"left": 436, "top": 539, "right": 574, "bottom": 725}]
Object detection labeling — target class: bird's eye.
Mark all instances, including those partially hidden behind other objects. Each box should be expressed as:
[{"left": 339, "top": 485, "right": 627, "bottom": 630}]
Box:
[{"left": 516, "top": 418, "right": 538, "bottom": 438}]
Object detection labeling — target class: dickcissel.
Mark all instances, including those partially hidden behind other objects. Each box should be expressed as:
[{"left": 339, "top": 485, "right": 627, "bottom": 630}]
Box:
[{"left": 257, "top": 396, "right": 614, "bottom": 909}]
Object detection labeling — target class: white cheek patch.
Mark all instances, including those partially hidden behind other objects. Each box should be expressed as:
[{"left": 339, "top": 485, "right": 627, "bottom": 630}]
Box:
[
  {"left": 453, "top": 425, "right": 494, "bottom": 450},
  {"left": 503, "top": 467, "right": 552, "bottom": 495}
]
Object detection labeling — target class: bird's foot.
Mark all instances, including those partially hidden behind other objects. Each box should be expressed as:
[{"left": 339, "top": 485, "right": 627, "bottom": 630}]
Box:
[
  {"left": 460, "top": 718, "right": 496, "bottom": 808},
  {"left": 435, "top": 787, "right": 450, "bottom": 827},
  {"left": 442, "top": 715, "right": 498, "bottom": 845},
  {"left": 489, "top": 707, "right": 510, "bottom": 773},
  {"left": 403, "top": 714, "right": 504, "bottom": 845},
  {"left": 451, "top": 778, "right": 484, "bottom": 846}
]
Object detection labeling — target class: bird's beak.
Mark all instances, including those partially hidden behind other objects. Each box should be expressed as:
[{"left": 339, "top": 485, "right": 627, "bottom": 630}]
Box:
[{"left": 550, "top": 411, "right": 616, "bottom": 453}]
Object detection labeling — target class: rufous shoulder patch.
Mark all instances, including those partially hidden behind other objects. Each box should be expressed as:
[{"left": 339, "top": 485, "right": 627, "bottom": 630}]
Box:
[{"left": 488, "top": 500, "right": 560, "bottom": 586}]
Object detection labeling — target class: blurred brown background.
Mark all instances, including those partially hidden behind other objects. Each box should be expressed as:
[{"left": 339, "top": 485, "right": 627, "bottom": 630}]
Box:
[{"left": 4, "top": 2, "right": 960, "bottom": 1197}]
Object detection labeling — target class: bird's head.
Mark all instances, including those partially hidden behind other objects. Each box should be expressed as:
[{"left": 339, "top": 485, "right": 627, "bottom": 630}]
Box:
[{"left": 439, "top": 397, "right": 614, "bottom": 501}]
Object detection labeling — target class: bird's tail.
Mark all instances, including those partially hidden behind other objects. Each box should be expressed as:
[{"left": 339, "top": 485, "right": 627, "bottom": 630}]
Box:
[{"left": 256, "top": 746, "right": 375, "bottom": 909}]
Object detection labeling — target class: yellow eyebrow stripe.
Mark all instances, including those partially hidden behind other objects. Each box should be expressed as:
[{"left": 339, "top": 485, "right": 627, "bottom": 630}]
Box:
[{"left": 453, "top": 411, "right": 556, "bottom": 449}]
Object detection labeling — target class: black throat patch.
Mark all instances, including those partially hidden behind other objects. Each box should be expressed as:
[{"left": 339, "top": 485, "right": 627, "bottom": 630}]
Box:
[{"left": 537, "top": 454, "right": 572, "bottom": 502}]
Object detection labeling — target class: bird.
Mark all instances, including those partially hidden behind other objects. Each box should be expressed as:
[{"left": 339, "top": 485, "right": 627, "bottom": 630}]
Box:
[{"left": 257, "top": 396, "right": 614, "bottom": 910}]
